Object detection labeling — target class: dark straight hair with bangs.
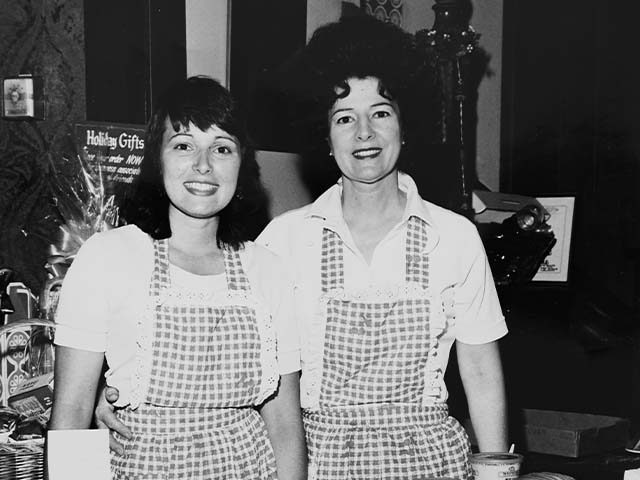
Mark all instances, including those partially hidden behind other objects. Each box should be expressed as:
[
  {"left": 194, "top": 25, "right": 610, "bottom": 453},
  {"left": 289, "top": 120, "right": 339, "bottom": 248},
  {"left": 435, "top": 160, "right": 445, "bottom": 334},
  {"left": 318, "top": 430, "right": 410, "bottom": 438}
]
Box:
[{"left": 120, "top": 75, "right": 267, "bottom": 250}]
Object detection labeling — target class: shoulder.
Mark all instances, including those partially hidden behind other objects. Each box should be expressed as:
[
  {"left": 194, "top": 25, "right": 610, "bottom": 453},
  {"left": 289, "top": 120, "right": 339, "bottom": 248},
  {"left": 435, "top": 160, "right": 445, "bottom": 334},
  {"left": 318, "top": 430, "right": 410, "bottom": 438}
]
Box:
[
  {"left": 420, "top": 200, "right": 487, "bottom": 273},
  {"left": 240, "top": 241, "right": 287, "bottom": 271},
  {"left": 424, "top": 200, "right": 482, "bottom": 246},
  {"left": 239, "top": 242, "right": 295, "bottom": 301},
  {"left": 424, "top": 200, "right": 476, "bottom": 234},
  {"left": 256, "top": 203, "right": 317, "bottom": 254},
  {"left": 75, "top": 224, "right": 153, "bottom": 270},
  {"left": 262, "top": 204, "right": 314, "bottom": 232}
]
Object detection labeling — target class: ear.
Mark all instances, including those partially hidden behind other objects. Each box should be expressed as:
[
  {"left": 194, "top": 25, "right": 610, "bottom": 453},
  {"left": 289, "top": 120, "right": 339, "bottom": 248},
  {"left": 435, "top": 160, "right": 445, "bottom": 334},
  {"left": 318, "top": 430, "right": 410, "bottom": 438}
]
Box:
[{"left": 327, "top": 137, "right": 333, "bottom": 156}]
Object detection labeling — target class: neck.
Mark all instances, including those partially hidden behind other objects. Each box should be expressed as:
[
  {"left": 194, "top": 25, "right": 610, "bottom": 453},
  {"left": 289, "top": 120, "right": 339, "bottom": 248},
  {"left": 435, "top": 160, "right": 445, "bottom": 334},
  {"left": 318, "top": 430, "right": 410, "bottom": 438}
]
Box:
[
  {"left": 168, "top": 209, "right": 221, "bottom": 255},
  {"left": 341, "top": 172, "right": 405, "bottom": 225}
]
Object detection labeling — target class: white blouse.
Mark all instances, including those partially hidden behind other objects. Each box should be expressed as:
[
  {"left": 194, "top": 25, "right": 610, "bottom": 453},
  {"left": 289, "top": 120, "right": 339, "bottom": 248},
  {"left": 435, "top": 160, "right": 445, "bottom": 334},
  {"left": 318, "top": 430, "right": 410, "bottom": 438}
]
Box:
[
  {"left": 257, "top": 172, "right": 508, "bottom": 409},
  {"left": 54, "top": 225, "right": 301, "bottom": 407}
]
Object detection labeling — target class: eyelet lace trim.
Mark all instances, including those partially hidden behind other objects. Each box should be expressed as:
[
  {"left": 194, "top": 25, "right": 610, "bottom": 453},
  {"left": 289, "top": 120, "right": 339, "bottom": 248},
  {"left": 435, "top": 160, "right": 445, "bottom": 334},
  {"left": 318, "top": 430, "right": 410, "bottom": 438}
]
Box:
[
  {"left": 130, "top": 294, "right": 157, "bottom": 409},
  {"left": 306, "top": 282, "right": 452, "bottom": 407},
  {"left": 130, "top": 288, "right": 278, "bottom": 409}
]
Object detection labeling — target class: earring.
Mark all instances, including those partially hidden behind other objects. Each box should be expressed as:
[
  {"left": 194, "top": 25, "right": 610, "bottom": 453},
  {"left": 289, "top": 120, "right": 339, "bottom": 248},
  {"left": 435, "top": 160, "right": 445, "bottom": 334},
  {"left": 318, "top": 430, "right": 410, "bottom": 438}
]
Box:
[
  {"left": 329, "top": 152, "right": 333, "bottom": 156},
  {"left": 401, "top": 140, "right": 406, "bottom": 145}
]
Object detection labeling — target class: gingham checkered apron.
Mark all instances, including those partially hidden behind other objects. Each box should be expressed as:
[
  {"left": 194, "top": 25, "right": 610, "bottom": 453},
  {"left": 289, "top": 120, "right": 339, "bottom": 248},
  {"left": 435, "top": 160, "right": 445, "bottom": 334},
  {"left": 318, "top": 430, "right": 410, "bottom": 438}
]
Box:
[
  {"left": 111, "top": 239, "right": 277, "bottom": 479},
  {"left": 304, "top": 216, "right": 472, "bottom": 479}
]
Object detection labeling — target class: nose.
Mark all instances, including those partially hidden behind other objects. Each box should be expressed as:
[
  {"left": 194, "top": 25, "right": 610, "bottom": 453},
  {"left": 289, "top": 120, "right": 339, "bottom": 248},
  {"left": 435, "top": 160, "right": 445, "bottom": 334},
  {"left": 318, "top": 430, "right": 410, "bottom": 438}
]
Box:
[
  {"left": 356, "top": 118, "right": 374, "bottom": 141},
  {"left": 193, "top": 151, "right": 213, "bottom": 174}
]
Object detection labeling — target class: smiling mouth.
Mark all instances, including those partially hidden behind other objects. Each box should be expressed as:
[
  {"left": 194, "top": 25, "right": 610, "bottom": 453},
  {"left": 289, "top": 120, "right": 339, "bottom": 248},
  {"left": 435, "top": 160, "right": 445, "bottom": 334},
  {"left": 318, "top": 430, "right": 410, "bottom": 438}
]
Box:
[
  {"left": 352, "top": 148, "right": 382, "bottom": 159},
  {"left": 184, "top": 181, "right": 219, "bottom": 195}
]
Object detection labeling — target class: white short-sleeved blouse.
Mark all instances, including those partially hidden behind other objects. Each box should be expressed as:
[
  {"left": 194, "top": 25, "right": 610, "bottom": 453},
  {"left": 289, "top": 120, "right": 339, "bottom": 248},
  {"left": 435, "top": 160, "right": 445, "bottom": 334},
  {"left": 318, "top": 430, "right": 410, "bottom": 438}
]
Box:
[
  {"left": 257, "top": 172, "right": 507, "bottom": 409},
  {"left": 54, "top": 225, "right": 301, "bottom": 407}
]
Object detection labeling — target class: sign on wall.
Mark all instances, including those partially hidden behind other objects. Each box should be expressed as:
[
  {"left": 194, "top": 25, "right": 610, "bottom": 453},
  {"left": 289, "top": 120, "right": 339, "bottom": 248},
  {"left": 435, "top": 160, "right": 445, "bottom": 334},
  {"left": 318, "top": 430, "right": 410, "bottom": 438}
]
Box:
[{"left": 74, "top": 122, "right": 146, "bottom": 201}]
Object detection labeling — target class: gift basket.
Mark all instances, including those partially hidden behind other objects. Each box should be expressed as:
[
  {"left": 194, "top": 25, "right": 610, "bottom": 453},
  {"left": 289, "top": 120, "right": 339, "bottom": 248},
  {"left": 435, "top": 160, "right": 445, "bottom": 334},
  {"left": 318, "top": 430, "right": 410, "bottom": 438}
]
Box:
[
  {"left": 0, "top": 318, "right": 55, "bottom": 480},
  {"left": 0, "top": 146, "right": 123, "bottom": 479}
]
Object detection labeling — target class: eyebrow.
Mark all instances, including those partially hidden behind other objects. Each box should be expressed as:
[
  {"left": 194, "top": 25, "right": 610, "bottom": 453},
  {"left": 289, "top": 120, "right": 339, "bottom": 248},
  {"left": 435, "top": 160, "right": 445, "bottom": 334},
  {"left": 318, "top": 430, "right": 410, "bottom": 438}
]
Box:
[
  {"left": 167, "top": 131, "right": 238, "bottom": 144},
  {"left": 330, "top": 101, "right": 395, "bottom": 118},
  {"left": 168, "top": 132, "right": 192, "bottom": 140},
  {"left": 215, "top": 134, "right": 239, "bottom": 144}
]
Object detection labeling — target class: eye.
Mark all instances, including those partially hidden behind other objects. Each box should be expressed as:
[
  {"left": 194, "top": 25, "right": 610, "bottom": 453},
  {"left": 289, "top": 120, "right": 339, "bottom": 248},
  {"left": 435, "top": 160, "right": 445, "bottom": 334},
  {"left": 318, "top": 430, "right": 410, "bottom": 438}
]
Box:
[
  {"left": 174, "top": 142, "right": 192, "bottom": 151},
  {"left": 335, "top": 115, "right": 354, "bottom": 125},
  {"left": 372, "top": 109, "right": 392, "bottom": 119},
  {"left": 212, "top": 143, "right": 237, "bottom": 155}
]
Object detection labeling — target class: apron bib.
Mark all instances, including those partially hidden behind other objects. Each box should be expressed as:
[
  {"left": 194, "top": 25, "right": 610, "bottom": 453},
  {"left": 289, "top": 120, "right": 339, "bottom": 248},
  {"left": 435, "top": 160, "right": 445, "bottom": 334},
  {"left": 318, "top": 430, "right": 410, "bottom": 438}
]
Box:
[
  {"left": 305, "top": 217, "right": 472, "bottom": 480},
  {"left": 112, "top": 240, "right": 278, "bottom": 480}
]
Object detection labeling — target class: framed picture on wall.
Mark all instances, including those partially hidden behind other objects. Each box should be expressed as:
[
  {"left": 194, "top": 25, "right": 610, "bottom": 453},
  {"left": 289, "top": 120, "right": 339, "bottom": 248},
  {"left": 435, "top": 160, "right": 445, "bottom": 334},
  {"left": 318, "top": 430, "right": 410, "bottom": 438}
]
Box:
[{"left": 532, "top": 195, "right": 576, "bottom": 283}]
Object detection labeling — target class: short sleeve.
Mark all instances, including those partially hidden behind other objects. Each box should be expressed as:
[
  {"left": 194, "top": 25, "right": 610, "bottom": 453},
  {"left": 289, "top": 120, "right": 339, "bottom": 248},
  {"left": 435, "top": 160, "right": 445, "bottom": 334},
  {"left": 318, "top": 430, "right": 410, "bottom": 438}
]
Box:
[
  {"left": 452, "top": 225, "right": 508, "bottom": 344},
  {"left": 54, "top": 233, "right": 111, "bottom": 352},
  {"left": 245, "top": 243, "right": 301, "bottom": 375}
]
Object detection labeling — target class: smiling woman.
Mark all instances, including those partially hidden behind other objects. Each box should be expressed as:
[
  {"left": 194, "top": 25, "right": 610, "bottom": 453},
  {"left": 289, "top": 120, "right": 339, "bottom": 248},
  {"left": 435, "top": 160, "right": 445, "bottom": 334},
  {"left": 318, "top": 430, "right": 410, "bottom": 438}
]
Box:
[
  {"left": 255, "top": 15, "right": 509, "bottom": 479},
  {"left": 328, "top": 77, "right": 403, "bottom": 186},
  {"left": 123, "top": 76, "right": 267, "bottom": 249},
  {"left": 48, "top": 76, "right": 307, "bottom": 480},
  {"left": 161, "top": 119, "right": 241, "bottom": 222}
]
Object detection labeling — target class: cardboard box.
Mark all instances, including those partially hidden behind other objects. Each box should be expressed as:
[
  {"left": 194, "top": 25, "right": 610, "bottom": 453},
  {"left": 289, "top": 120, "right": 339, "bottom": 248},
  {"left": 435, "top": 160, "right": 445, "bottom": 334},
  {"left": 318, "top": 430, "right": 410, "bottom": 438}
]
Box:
[
  {"left": 8, "top": 372, "right": 54, "bottom": 417},
  {"left": 523, "top": 409, "right": 630, "bottom": 457},
  {"left": 472, "top": 190, "right": 546, "bottom": 224}
]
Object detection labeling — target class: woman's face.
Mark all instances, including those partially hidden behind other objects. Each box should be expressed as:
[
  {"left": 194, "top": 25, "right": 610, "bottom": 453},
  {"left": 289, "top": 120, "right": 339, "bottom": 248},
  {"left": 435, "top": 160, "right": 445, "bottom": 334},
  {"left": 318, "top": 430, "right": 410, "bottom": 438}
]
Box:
[
  {"left": 328, "top": 76, "right": 402, "bottom": 185},
  {"left": 161, "top": 119, "right": 241, "bottom": 220}
]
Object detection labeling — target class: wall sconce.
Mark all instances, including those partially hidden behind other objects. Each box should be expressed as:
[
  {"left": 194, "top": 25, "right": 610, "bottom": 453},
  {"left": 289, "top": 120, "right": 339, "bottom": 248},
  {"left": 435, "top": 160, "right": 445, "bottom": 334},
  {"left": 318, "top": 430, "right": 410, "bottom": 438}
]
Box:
[{"left": 2, "top": 74, "right": 45, "bottom": 120}]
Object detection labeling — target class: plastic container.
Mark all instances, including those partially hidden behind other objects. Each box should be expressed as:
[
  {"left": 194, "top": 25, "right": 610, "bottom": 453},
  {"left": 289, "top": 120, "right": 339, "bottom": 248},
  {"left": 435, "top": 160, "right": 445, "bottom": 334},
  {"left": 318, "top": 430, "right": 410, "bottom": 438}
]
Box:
[{"left": 470, "top": 452, "right": 523, "bottom": 480}]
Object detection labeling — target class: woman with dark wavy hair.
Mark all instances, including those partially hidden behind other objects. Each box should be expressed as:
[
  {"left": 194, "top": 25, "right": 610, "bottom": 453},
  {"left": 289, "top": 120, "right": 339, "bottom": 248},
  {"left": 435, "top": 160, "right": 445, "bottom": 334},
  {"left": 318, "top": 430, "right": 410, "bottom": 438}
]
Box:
[
  {"left": 255, "top": 15, "right": 508, "bottom": 479},
  {"left": 123, "top": 75, "right": 267, "bottom": 247},
  {"left": 49, "top": 76, "right": 306, "bottom": 479}
]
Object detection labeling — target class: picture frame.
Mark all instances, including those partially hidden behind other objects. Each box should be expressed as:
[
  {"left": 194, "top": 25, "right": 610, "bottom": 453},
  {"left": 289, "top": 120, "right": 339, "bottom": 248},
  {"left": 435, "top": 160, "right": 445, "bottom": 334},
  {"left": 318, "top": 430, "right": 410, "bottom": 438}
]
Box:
[
  {"left": 2, "top": 75, "right": 44, "bottom": 120},
  {"left": 532, "top": 195, "right": 576, "bottom": 283}
]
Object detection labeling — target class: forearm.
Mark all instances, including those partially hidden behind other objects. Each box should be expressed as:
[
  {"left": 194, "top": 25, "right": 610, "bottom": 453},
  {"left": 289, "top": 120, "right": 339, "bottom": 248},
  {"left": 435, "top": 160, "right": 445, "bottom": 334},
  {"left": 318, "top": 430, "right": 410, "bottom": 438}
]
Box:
[
  {"left": 457, "top": 340, "right": 509, "bottom": 452},
  {"left": 49, "top": 345, "right": 104, "bottom": 430},
  {"left": 265, "top": 420, "right": 307, "bottom": 480},
  {"left": 259, "top": 372, "right": 308, "bottom": 480},
  {"left": 466, "top": 369, "right": 508, "bottom": 451}
]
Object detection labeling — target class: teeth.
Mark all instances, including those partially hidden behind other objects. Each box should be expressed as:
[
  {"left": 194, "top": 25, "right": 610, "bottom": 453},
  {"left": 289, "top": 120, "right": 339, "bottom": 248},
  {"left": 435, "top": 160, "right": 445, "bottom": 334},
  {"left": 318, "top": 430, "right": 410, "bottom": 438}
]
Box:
[
  {"left": 185, "top": 182, "right": 217, "bottom": 192},
  {"left": 353, "top": 149, "right": 380, "bottom": 158}
]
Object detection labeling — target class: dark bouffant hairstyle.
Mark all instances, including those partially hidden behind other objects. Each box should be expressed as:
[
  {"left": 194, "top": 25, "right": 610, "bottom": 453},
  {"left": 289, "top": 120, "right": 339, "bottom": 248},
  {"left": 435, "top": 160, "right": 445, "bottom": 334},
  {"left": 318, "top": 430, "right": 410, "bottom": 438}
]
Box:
[
  {"left": 298, "top": 14, "right": 434, "bottom": 183},
  {"left": 121, "top": 76, "right": 267, "bottom": 250}
]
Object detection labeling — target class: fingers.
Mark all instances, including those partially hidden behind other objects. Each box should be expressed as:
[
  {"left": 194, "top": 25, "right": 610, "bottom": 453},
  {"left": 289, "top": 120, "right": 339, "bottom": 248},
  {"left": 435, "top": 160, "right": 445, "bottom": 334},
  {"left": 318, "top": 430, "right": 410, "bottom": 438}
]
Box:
[
  {"left": 105, "top": 386, "right": 120, "bottom": 404},
  {"left": 94, "top": 385, "right": 128, "bottom": 455},
  {"left": 108, "top": 434, "right": 125, "bottom": 456},
  {"left": 95, "top": 407, "right": 133, "bottom": 439},
  {"left": 94, "top": 407, "right": 131, "bottom": 456}
]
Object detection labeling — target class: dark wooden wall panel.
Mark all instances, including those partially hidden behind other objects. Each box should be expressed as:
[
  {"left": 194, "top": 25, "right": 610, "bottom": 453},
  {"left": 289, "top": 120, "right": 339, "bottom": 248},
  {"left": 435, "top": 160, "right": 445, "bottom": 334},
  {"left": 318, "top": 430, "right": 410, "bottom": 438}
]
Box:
[
  {"left": 84, "top": 0, "right": 186, "bottom": 124},
  {"left": 501, "top": 0, "right": 640, "bottom": 310}
]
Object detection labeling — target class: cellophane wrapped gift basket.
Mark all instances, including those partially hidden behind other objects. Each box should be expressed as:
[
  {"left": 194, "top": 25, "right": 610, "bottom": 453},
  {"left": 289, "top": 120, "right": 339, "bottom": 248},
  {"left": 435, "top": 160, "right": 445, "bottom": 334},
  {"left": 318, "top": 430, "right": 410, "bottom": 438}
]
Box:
[{"left": 0, "top": 153, "right": 119, "bottom": 480}]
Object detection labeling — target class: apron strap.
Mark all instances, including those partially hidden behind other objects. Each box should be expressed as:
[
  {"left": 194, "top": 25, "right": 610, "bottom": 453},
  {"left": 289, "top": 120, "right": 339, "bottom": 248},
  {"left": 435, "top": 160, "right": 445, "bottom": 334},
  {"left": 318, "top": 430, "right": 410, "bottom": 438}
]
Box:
[
  {"left": 152, "top": 239, "right": 252, "bottom": 293},
  {"left": 320, "top": 217, "right": 430, "bottom": 293},
  {"left": 223, "top": 247, "right": 252, "bottom": 292},
  {"left": 320, "top": 228, "right": 344, "bottom": 293},
  {"left": 151, "top": 239, "right": 170, "bottom": 295},
  {"left": 405, "top": 216, "right": 429, "bottom": 289}
]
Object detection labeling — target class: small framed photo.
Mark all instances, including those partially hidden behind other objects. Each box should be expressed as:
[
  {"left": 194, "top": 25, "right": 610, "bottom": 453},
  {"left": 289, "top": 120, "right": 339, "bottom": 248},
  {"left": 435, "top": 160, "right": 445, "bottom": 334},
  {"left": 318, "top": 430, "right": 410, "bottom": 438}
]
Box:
[
  {"left": 532, "top": 195, "right": 576, "bottom": 283},
  {"left": 2, "top": 76, "right": 44, "bottom": 119}
]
